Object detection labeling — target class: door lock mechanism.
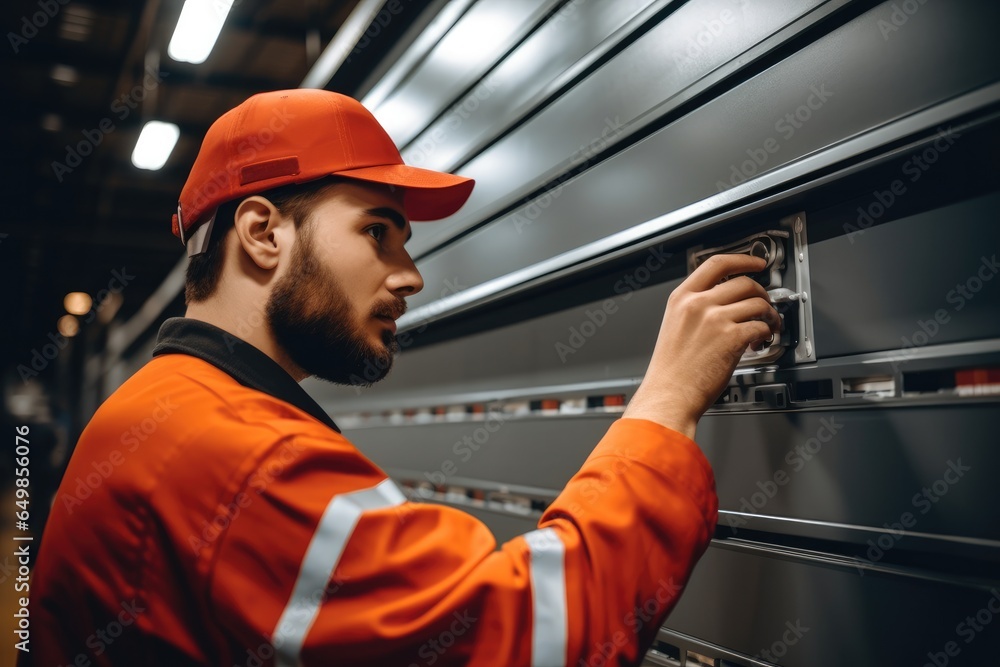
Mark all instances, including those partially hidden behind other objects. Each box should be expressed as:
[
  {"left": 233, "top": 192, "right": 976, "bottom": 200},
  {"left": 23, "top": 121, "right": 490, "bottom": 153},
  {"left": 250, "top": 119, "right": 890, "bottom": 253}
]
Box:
[
  {"left": 690, "top": 230, "right": 788, "bottom": 289},
  {"left": 687, "top": 213, "right": 816, "bottom": 366}
]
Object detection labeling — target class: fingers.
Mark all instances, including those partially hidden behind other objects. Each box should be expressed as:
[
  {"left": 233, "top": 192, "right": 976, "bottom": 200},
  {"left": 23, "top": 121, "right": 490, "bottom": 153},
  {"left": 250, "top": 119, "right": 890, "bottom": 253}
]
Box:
[
  {"left": 718, "top": 297, "right": 783, "bottom": 335},
  {"left": 704, "top": 274, "right": 772, "bottom": 307},
  {"left": 739, "top": 320, "right": 777, "bottom": 352},
  {"left": 685, "top": 253, "right": 767, "bottom": 292}
]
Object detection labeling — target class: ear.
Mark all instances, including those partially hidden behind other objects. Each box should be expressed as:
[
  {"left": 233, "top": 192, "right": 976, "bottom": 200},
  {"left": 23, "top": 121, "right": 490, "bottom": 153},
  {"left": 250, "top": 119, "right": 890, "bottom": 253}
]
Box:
[{"left": 232, "top": 196, "right": 295, "bottom": 271}]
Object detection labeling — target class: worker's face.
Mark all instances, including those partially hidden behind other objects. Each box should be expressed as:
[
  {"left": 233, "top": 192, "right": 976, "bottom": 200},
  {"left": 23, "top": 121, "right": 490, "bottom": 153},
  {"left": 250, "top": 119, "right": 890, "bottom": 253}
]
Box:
[{"left": 266, "top": 181, "right": 422, "bottom": 385}]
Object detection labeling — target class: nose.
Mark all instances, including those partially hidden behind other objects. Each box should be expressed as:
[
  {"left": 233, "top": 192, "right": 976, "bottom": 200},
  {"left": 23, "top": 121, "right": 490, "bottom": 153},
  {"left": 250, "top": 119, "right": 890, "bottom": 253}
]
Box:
[{"left": 386, "top": 250, "right": 424, "bottom": 297}]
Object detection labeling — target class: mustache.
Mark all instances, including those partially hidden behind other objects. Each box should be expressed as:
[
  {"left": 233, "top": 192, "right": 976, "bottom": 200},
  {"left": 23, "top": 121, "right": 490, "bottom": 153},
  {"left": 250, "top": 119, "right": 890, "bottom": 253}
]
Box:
[{"left": 372, "top": 297, "right": 407, "bottom": 321}]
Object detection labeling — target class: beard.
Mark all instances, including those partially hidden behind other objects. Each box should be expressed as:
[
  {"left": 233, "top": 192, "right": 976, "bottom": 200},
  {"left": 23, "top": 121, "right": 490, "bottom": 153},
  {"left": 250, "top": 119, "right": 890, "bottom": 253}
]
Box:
[{"left": 266, "top": 233, "right": 406, "bottom": 386}]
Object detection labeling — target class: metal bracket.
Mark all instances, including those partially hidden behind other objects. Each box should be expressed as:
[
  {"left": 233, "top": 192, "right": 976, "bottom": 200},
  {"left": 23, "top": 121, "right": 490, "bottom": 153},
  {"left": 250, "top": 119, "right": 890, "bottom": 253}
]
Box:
[{"left": 687, "top": 212, "right": 816, "bottom": 366}]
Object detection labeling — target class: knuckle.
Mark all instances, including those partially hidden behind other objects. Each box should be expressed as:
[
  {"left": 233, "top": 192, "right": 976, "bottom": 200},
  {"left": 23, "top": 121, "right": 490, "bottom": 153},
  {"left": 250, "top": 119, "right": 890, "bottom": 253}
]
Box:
[
  {"left": 701, "top": 254, "right": 728, "bottom": 273},
  {"left": 669, "top": 289, "right": 694, "bottom": 309},
  {"left": 742, "top": 276, "right": 766, "bottom": 294},
  {"left": 687, "top": 291, "right": 711, "bottom": 313}
]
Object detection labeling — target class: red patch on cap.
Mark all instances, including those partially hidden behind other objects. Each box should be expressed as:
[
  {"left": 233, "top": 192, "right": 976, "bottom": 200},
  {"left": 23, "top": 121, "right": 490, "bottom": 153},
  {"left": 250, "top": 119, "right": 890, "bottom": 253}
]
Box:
[{"left": 240, "top": 157, "right": 300, "bottom": 186}]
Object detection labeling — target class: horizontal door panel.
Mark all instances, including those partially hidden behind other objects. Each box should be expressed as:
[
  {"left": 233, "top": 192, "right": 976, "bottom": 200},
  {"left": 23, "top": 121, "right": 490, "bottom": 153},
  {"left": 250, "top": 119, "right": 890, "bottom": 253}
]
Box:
[
  {"left": 370, "top": 0, "right": 562, "bottom": 147},
  {"left": 400, "top": 0, "right": 660, "bottom": 172},
  {"left": 664, "top": 542, "right": 1000, "bottom": 666},
  {"left": 344, "top": 401, "right": 1000, "bottom": 545},
  {"left": 407, "top": 0, "right": 1000, "bottom": 310},
  {"left": 405, "top": 0, "right": 830, "bottom": 261}
]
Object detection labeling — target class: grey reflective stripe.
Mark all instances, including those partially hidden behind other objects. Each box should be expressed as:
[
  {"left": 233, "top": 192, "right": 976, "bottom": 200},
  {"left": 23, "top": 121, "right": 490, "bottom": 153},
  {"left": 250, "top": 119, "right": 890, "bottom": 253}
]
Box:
[
  {"left": 272, "top": 478, "right": 406, "bottom": 667},
  {"left": 524, "top": 528, "right": 568, "bottom": 667}
]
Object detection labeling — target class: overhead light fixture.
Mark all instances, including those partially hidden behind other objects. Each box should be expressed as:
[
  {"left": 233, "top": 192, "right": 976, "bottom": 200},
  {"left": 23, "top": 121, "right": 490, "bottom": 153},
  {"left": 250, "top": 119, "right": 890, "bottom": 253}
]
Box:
[
  {"left": 167, "top": 0, "right": 235, "bottom": 64},
  {"left": 50, "top": 64, "right": 78, "bottom": 85},
  {"left": 59, "top": 5, "right": 94, "bottom": 42},
  {"left": 57, "top": 315, "right": 80, "bottom": 338},
  {"left": 132, "top": 121, "right": 180, "bottom": 170},
  {"left": 41, "top": 114, "right": 62, "bottom": 132},
  {"left": 64, "top": 292, "right": 93, "bottom": 315}
]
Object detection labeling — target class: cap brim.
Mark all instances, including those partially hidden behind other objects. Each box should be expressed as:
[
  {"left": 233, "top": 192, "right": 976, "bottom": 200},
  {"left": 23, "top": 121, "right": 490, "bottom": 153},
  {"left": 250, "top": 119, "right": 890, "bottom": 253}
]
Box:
[{"left": 334, "top": 164, "right": 475, "bottom": 221}]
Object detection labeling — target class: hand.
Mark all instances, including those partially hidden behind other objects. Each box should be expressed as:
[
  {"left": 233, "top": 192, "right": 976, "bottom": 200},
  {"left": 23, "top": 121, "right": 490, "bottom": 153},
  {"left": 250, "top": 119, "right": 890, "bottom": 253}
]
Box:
[{"left": 622, "top": 254, "right": 781, "bottom": 439}]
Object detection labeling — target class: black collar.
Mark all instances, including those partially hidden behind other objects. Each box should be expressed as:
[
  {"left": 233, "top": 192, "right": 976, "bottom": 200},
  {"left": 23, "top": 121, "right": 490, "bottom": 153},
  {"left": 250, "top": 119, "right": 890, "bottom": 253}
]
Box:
[{"left": 152, "top": 317, "right": 340, "bottom": 433}]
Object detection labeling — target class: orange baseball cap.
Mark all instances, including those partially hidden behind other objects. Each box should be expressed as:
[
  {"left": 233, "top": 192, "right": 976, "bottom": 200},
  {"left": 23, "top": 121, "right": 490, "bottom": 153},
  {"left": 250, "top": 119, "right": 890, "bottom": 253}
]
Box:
[{"left": 172, "top": 89, "right": 475, "bottom": 255}]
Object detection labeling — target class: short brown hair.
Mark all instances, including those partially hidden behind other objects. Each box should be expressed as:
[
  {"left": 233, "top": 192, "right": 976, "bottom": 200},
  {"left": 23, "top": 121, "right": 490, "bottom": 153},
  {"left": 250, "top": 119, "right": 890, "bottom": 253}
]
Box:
[{"left": 184, "top": 177, "right": 346, "bottom": 303}]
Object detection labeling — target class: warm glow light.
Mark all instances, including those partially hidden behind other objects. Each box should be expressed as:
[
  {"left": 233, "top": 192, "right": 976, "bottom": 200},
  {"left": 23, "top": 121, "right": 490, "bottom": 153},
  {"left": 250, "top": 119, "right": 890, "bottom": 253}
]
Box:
[
  {"left": 50, "top": 64, "right": 78, "bottom": 85},
  {"left": 132, "top": 121, "right": 180, "bottom": 171},
  {"left": 167, "top": 0, "right": 235, "bottom": 64},
  {"left": 57, "top": 315, "right": 80, "bottom": 338},
  {"left": 42, "top": 114, "right": 62, "bottom": 132},
  {"left": 64, "top": 292, "right": 93, "bottom": 315},
  {"left": 59, "top": 5, "right": 94, "bottom": 42}
]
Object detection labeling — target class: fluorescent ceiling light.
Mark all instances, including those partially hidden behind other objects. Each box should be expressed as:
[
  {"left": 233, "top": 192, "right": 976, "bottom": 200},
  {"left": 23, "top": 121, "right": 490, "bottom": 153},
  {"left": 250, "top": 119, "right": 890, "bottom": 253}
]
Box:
[
  {"left": 132, "top": 121, "right": 180, "bottom": 171},
  {"left": 59, "top": 5, "right": 94, "bottom": 42},
  {"left": 167, "top": 0, "right": 235, "bottom": 64},
  {"left": 51, "top": 64, "right": 78, "bottom": 85}
]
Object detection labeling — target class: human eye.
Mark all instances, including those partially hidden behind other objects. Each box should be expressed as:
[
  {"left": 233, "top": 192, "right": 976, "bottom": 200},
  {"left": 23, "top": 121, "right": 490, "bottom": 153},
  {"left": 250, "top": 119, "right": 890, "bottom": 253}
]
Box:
[{"left": 365, "top": 223, "right": 388, "bottom": 243}]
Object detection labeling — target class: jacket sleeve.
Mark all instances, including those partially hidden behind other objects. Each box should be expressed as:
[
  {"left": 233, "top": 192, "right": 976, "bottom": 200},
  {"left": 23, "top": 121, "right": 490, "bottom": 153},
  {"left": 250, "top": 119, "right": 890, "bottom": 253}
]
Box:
[{"left": 208, "top": 417, "right": 717, "bottom": 666}]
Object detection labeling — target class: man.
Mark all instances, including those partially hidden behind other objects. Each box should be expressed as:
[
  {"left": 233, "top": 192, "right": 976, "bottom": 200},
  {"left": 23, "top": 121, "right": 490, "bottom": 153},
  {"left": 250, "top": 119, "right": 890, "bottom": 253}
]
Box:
[{"left": 27, "top": 89, "right": 780, "bottom": 666}]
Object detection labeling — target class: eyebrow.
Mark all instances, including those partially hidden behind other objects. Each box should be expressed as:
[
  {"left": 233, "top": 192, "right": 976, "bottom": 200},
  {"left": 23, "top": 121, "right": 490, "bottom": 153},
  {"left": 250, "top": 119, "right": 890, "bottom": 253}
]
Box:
[{"left": 366, "top": 207, "right": 412, "bottom": 243}]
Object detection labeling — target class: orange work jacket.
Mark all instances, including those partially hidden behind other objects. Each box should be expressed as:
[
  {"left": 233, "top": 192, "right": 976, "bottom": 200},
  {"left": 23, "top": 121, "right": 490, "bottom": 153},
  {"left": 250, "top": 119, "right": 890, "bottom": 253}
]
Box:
[{"left": 26, "top": 318, "right": 717, "bottom": 666}]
